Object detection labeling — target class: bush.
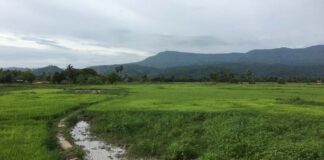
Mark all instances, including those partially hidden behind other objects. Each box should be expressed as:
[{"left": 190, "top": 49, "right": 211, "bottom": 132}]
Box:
[{"left": 277, "top": 78, "right": 286, "bottom": 84}]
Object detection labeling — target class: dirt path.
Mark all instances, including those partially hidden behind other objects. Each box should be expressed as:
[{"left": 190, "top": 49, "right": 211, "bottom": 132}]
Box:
[
  {"left": 57, "top": 118, "right": 73, "bottom": 150},
  {"left": 55, "top": 98, "right": 127, "bottom": 160},
  {"left": 56, "top": 117, "right": 78, "bottom": 160},
  {"left": 55, "top": 100, "right": 104, "bottom": 159}
]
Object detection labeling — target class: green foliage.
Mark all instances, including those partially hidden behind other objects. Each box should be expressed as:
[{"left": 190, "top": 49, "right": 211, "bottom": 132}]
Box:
[
  {"left": 2, "top": 63, "right": 324, "bottom": 84},
  {"left": 1, "top": 83, "right": 324, "bottom": 159},
  {"left": 141, "top": 74, "right": 149, "bottom": 82},
  {"left": 277, "top": 97, "right": 324, "bottom": 106},
  {"left": 65, "top": 64, "right": 78, "bottom": 83},
  {"left": 115, "top": 65, "right": 124, "bottom": 74},
  {"left": 107, "top": 72, "right": 119, "bottom": 84},
  {"left": 209, "top": 69, "right": 236, "bottom": 82},
  {"left": 0, "top": 69, "right": 35, "bottom": 83},
  {"left": 210, "top": 69, "right": 257, "bottom": 84},
  {"left": 245, "top": 69, "right": 256, "bottom": 84},
  {"left": 20, "top": 71, "right": 36, "bottom": 82},
  {"left": 0, "top": 85, "right": 107, "bottom": 160},
  {"left": 278, "top": 78, "right": 287, "bottom": 84},
  {"left": 89, "top": 111, "right": 324, "bottom": 160},
  {"left": 51, "top": 72, "right": 65, "bottom": 84},
  {"left": 86, "top": 83, "right": 324, "bottom": 159}
]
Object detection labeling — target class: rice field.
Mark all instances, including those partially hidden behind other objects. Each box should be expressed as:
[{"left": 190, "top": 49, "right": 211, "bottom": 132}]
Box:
[{"left": 0, "top": 83, "right": 323, "bottom": 159}]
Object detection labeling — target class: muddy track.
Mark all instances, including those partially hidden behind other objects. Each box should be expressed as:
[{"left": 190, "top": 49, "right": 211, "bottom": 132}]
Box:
[
  {"left": 55, "top": 100, "right": 108, "bottom": 160},
  {"left": 55, "top": 88, "right": 130, "bottom": 160},
  {"left": 71, "top": 121, "right": 126, "bottom": 160}
]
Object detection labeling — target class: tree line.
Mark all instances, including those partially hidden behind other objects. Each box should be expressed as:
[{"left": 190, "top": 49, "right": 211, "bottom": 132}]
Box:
[
  {"left": 49, "top": 65, "right": 123, "bottom": 84},
  {"left": 0, "top": 69, "right": 35, "bottom": 83},
  {"left": 0, "top": 65, "right": 123, "bottom": 84},
  {"left": 0, "top": 65, "right": 323, "bottom": 84}
]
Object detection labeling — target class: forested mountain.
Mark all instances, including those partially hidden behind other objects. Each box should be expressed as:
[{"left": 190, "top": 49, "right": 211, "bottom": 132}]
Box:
[
  {"left": 32, "top": 65, "right": 63, "bottom": 76},
  {"left": 3, "top": 67, "right": 30, "bottom": 72},
  {"left": 3, "top": 65, "right": 63, "bottom": 76},
  {"left": 89, "top": 64, "right": 159, "bottom": 76},
  {"left": 3, "top": 45, "right": 324, "bottom": 79},
  {"left": 136, "top": 45, "right": 324, "bottom": 68},
  {"left": 89, "top": 45, "right": 324, "bottom": 78}
]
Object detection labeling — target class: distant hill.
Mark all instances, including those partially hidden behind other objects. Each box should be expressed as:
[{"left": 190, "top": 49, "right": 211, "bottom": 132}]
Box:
[
  {"left": 4, "top": 45, "right": 324, "bottom": 78},
  {"left": 89, "top": 45, "right": 324, "bottom": 78},
  {"left": 2, "top": 65, "right": 63, "bottom": 76},
  {"left": 136, "top": 45, "right": 324, "bottom": 68},
  {"left": 3, "top": 67, "right": 30, "bottom": 72},
  {"left": 89, "top": 64, "right": 159, "bottom": 76},
  {"left": 32, "top": 65, "right": 63, "bottom": 76}
]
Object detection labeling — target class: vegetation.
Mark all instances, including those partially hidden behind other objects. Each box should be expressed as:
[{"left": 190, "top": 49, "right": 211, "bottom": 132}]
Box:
[
  {"left": 0, "top": 84, "right": 107, "bottom": 159},
  {"left": 0, "top": 69, "right": 35, "bottom": 83},
  {"left": 84, "top": 83, "right": 324, "bottom": 159},
  {"left": 2, "top": 64, "right": 323, "bottom": 84},
  {"left": 0, "top": 83, "right": 324, "bottom": 159}
]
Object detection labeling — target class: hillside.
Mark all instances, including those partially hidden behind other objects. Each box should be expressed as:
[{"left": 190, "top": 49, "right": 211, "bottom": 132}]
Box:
[
  {"left": 136, "top": 45, "right": 324, "bottom": 68},
  {"left": 89, "top": 64, "right": 160, "bottom": 77},
  {"left": 32, "top": 65, "right": 63, "bottom": 76},
  {"left": 89, "top": 45, "right": 324, "bottom": 78},
  {"left": 3, "top": 45, "right": 324, "bottom": 78}
]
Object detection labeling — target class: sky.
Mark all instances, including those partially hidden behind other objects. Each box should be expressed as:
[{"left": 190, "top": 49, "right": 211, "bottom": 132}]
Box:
[{"left": 0, "top": 0, "right": 324, "bottom": 68}]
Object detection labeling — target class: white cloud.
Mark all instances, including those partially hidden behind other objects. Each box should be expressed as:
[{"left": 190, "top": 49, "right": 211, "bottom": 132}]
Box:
[
  {"left": 0, "top": 0, "right": 323, "bottom": 67},
  {"left": 0, "top": 32, "right": 150, "bottom": 58},
  {"left": 55, "top": 39, "right": 149, "bottom": 57},
  {"left": 0, "top": 33, "right": 48, "bottom": 50}
]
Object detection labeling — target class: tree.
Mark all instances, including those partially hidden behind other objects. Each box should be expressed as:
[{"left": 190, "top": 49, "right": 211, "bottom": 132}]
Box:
[
  {"left": 277, "top": 78, "right": 286, "bottom": 84},
  {"left": 244, "top": 70, "right": 256, "bottom": 84},
  {"left": 80, "top": 68, "right": 97, "bottom": 76},
  {"left": 76, "top": 74, "right": 87, "bottom": 84},
  {"left": 142, "top": 74, "right": 149, "bottom": 82},
  {"left": 115, "top": 65, "right": 124, "bottom": 81},
  {"left": 107, "top": 72, "right": 118, "bottom": 84},
  {"left": 76, "top": 68, "right": 98, "bottom": 84},
  {"left": 210, "top": 72, "right": 220, "bottom": 82},
  {"left": 65, "top": 64, "right": 78, "bottom": 83},
  {"left": 22, "top": 71, "right": 35, "bottom": 83},
  {"left": 0, "top": 72, "right": 11, "bottom": 83},
  {"left": 115, "top": 65, "right": 124, "bottom": 74},
  {"left": 0, "top": 70, "right": 12, "bottom": 83},
  {"left": 210, "top": 70, "right": 236, "bottom": 82},
  {"left": 87, "top": 76, "right": 104, "bottom": 84},
  {"left": 52, "top": 72, "right": 65, "bottom": 84},
  {"left": 230, "top": 75, "right": 241, "bottom": 84}
]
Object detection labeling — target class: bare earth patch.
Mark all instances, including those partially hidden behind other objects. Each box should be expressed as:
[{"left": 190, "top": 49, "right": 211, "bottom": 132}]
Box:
[{"left": 57, "top": 119, "right": 73, "bottom": 150}]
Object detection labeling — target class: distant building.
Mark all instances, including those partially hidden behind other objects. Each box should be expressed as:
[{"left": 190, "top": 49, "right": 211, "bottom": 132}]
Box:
[
  {"left": 316, "top": 80, "right": 322, "bottom": 84},
  {"left": 33, "top": 81, "right": 50, "bottom": 84},
  {"left": 16, "top": 80, "right": 25, "bottom": 83}
]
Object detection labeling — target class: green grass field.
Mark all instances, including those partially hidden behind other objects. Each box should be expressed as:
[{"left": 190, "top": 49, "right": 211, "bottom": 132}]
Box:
[
  {"left": 0, "top": 83, "right": 323, "bottom": 159},
  {"left": 0, "top": 85, "right": 107, "bottom": 160}
]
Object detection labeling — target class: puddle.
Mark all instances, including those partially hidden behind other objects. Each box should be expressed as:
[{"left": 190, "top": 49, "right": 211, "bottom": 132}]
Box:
[
  {"left": 71, "top": 121, "right": 126, "bottom": 160},
  {"left": 66, "top": 89, "right": 108, "bottom": 94}
]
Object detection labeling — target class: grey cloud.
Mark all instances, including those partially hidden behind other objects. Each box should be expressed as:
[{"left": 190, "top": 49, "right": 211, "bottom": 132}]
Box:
[
  {"left": 21, "top": 37, "right": 68, "bottom": 49},
  {"left": 0, "top": 46, "right": 142, "bottom": 68},
  {"left": 152, "top": 35, "right": 229, "bottom": 47},
  {"left": 0, "top": 0, "right": 324, "bottom": 67}
]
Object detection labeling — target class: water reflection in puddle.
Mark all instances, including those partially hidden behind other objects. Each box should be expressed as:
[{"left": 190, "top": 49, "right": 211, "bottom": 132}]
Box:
[{"left": 71, "top": 121, "right": 126, "bottom": 160}]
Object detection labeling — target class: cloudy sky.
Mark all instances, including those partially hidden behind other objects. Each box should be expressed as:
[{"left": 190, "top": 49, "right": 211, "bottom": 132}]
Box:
[{"left": 0, "top": 0, "right": 324, "bottom": 68}]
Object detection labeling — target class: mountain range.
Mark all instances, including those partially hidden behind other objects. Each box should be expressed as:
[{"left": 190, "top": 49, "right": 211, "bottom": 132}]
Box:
[
  {"left": 3, "top": 45, "right": 324, "bottom": 78},
  {"left": 90, "top": 45, "right": 324, "bottom": 78},
  {"left": 2, "top": 65, "right": 63, "bottom": 76},
  {"left": 136, "top": 45, "right": 324, "bottom": 68}
]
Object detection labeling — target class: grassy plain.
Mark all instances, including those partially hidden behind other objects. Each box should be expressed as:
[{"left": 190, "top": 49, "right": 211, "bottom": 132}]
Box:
[
  {"left": 86, "top": 83, "right": 324, "bottom": 159},
  {"left": 0, "top": 83, "right": 324, "bottom": 159},
  {"left": 0, "top": 84, "right": 107, "bottom": 160}
]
